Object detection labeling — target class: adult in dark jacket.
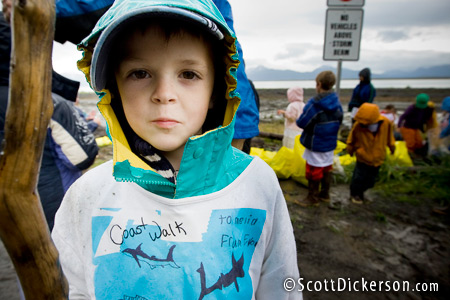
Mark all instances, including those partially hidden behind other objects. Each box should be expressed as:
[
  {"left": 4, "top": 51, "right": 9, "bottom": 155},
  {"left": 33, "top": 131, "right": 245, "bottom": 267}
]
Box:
[
  {"left": 0, "top": 13, "right": 98, "bottom": 230},
  {"left": 348, "top": 68, "right": 376, "bottom": 121},
  {"left": 296, "top": 71, "right": 343, "bottom": 206}
]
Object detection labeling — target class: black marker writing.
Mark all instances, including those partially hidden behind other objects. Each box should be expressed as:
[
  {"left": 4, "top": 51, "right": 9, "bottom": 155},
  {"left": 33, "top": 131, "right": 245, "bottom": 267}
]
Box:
[
  {"left": 109, "top": 218, "right": 186, "bottom": 245},
  {"left": 219, "top": 214, "right": 258, "bottom": 226}
]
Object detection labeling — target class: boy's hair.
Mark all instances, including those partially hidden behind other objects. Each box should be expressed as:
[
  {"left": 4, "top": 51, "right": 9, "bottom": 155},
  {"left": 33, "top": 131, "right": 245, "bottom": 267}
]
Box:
[
  {"left": 384, "top": 104, "right": 396, "bottom": 113},
  {"left": 315, "top": 71, "right": 336, "bottom": 91}
]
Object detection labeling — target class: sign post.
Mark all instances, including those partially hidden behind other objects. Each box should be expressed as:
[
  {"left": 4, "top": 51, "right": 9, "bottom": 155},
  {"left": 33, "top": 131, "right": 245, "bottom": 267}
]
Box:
[{"left": 324, "top": 0, "right": 364, "bottom": 95}]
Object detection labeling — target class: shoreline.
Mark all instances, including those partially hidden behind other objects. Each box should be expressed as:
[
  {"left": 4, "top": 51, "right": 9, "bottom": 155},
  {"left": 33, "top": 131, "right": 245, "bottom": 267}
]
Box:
[
  {"left": 256, "top": 88, "right": 450, "bottom": 104},
  {"left": 77, "top": 88, "right": 450, "bottom": 115},
  {"left": 78, "top": 87, "right": 450, "bottom": 101}
]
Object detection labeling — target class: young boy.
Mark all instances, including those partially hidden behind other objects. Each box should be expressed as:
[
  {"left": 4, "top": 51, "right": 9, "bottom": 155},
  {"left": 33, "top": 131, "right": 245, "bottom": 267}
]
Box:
[
  {"left": 51, "top": 0, "right": 300, "bottom": 299},
  {"left": 380, "top": 104, "right": 401, "bottom": 140},
  {"left": 296, "top": 71, "right": 343, "bottom": 206},
  {"left": 346, "top": 103, "right": 396, "bottom": 204}
]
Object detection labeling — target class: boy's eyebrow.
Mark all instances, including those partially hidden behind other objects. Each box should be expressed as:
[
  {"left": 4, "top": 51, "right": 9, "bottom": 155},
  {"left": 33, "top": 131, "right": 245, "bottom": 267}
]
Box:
[
  {"left": 117, "top": 57, "right": 211, "bottom": 74},
  {"left": 177, "top": 59, "right": 209, "bottom": 68},
  {"left": 120, "top": 57, "right": 208, "bottom": 67}
]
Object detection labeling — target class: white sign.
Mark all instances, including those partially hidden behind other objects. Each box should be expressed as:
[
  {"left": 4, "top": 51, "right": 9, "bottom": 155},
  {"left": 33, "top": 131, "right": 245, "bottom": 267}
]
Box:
[
  {"left": 327, "top": 0, "right": 364, "bottom": 6},
  {"left": 323, "top": 9, "right": 363, "bottom": 61}
]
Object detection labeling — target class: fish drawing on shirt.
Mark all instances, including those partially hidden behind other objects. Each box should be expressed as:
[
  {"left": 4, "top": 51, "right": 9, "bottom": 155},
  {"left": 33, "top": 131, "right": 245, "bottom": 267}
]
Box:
[
  {"left": 122, "top": 244, "right": 180, "bottom": 270},
  {"left": 197, "top": 253, "right": 245, "bottom": 300}
]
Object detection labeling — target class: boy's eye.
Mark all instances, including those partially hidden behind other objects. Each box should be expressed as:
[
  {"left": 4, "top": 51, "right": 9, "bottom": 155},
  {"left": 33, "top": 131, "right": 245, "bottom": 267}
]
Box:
[
  {"left": 181, "top": 71, "right": 198, "bottom": 80},
  {"left": 130, "top": 70, "right": 149, "bottom": 79}
]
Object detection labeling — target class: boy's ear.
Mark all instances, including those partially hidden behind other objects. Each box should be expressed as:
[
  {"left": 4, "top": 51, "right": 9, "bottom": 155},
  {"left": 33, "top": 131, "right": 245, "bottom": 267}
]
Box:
[{"left": 209, "top": 97, "right": 214, "bottom": 109}]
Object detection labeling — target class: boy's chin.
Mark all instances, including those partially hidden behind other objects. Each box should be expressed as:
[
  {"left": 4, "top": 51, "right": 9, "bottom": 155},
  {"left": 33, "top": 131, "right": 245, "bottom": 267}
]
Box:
[{"left": 150, "top": 141, "right": 188, "bottom": 155}]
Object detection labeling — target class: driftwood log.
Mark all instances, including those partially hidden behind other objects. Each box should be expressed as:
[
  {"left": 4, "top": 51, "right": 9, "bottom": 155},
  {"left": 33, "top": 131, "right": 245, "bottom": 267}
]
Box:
[
  {"left": 0, "top": 0, "right": 68, "bottom": 299},
  {"left": 259, "top": 131, "right": 284, "bottom": 140}
]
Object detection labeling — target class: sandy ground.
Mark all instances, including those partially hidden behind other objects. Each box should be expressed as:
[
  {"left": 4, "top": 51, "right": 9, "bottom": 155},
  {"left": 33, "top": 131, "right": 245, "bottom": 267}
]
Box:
[{"left": 1, "top": 87, "right": 449, "bottom": 299}]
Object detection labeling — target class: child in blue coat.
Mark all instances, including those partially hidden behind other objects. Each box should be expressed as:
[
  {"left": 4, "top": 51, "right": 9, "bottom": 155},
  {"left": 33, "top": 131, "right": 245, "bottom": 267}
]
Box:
[{"left": 296, "top": 71, "right": 343, "bottom": 206}]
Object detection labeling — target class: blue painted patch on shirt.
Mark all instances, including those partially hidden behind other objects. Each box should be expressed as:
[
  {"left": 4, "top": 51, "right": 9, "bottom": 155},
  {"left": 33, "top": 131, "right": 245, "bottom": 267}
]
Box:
[{"left": 91, "top": 208, "right": 266, "bottom": 299}]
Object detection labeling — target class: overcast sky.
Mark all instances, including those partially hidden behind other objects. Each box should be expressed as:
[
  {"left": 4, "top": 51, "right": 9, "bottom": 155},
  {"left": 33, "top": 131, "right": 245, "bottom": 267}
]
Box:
[
  {"left": 3, "top": 0, "right": 450, "bottom": 88},
  {"left": 227, "top": 0, "right": 450, "bottom": 74}
]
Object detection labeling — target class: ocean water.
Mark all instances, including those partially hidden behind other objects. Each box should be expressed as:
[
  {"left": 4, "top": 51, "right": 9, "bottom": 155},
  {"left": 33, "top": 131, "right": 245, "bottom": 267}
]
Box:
[{"left": 253, "top": 78, "right": 450, "bottom": 89}]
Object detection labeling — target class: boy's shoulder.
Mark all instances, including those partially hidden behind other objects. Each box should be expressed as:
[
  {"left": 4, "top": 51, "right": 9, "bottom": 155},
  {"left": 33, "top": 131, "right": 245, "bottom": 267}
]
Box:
[
  {"left": 76, "top": 160, "right": 115, "bottom": 187},
  {"left": 228, "top": 151, "right": 279, "bottom": 188}
]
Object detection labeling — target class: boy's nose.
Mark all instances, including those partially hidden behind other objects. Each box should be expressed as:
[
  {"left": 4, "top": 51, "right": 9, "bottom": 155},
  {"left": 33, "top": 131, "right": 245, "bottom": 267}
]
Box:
[{"left": 151, "top": 77, "right": 176, "bottom": 104}]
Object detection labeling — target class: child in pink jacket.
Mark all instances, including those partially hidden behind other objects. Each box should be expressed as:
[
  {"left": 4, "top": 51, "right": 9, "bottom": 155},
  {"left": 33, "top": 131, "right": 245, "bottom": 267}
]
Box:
[{"left": 278, "top": 87, "right": 305, "bottom": 148}]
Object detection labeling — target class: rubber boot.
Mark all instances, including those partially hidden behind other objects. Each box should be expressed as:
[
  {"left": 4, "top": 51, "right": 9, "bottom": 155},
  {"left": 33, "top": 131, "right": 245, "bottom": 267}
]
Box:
[
  {"left": 350, "top": 195, "right": 363, "bottom": 204},
  {"left": 296, "top": 180, "right": 320, "bottom": 207},
  {"left": 318, "top": 171, "right": 332, "bottom": 202}
]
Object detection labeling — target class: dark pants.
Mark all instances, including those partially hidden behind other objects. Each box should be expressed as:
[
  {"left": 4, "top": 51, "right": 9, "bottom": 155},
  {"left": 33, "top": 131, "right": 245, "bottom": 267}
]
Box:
[
  {"left": 0, "top": 85, "right": 8, "bottom": 141},
  {"left": 350, "top": 161, "right": 380, "bottom": 199}
]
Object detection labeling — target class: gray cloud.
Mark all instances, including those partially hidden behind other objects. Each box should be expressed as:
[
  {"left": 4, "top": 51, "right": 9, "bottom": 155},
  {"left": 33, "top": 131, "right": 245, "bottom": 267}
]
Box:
[
  {"left": 47, "top": 0, "right": 450, "bottom": 80},
  {"left": 377, "top": 30, "right": 410, "bottom": 43},
  {"left": 365, "top": 0, "right": 450, "bottom": 28},
  {"left": 275, "top": 44, "right": 311, "bottom": 60},
  {"left": 349, "top": 49, "right": 450, "bottom": 74}
]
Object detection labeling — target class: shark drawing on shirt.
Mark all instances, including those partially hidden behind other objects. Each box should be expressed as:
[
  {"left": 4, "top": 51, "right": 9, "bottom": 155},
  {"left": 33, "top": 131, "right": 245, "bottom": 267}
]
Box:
[
  {"left": 122, "top": 244, "right": 180, "bottom": 270},
  {"left": 197, "top": 253, "right": 245, "bottom": 300}
]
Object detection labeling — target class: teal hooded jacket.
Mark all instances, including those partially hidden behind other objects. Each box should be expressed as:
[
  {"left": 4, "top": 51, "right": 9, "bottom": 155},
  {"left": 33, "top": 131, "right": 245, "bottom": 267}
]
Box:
[{"left": 77, "top": 0, "right": 254, "bottom": 199}]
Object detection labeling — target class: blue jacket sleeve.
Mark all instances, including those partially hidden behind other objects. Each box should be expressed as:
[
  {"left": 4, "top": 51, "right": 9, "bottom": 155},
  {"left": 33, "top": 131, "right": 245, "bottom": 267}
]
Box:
[
  {"left": 296, "top": 100, "right": 315, "bottom": 130},
  {"left": 213, "top": 0, "right": 259, "bottom": 139},
  {"left": 440, "top": 123, "right": 450, "bottom": 138},
  {"left": 54, "top": 0, "right": 114, "bottom": 44}
]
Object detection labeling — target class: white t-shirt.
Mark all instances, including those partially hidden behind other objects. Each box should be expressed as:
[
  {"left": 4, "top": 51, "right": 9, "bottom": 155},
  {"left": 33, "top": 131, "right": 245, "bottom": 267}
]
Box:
[
  {"left": 302, "top": 148, "right": 334, "bottom": 167},
  {"left": 52, "top": 158, "right": 301, "bottom": 300},
  {"left": 351, "top": 106, "right": 359, "bottom": 118}
]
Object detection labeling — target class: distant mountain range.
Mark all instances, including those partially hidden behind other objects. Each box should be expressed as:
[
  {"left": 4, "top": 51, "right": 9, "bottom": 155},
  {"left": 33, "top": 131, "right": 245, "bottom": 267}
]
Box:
[{"left": 246, "top": 64, "right": 450, "bottom": 81}]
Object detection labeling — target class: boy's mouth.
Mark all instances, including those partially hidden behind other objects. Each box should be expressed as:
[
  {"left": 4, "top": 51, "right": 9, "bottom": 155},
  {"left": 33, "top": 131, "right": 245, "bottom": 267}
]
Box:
[{"left": 152, "top": 118, "right": 179, "bottom": 129}]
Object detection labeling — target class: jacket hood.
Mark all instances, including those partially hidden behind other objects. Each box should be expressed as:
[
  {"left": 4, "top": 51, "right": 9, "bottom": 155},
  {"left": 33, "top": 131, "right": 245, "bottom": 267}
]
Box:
[
  {"left": 442, "top": 96, "right": 450, "bottom": 112},
  {"left": 287, "top": 87, "right": 304, "bottom": 103},
  {"left": 315, "top": 92, "right": 340, "bottom": 111},
  {"left": 359, "top": 68, "right": 371, "bottom": 83},
  {"left": 354, "top": 103, "right": 382, "bottom": 125},
  {"left": 76, "top": 0, "right": 246, "bottom": 198}
]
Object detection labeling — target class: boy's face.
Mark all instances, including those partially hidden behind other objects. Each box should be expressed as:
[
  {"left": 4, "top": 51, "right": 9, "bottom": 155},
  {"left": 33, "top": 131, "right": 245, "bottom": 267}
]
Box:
[
  {"left": 315, "top": 81, "right": 321, "bottom": 94},
  {"left": 115, "top": 25, "right": 215, "bottom": 163}
]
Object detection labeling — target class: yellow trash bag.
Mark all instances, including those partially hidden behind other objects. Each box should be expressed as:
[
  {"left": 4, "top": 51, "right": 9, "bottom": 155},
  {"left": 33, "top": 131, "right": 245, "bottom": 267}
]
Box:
[
  {"left": 249, "top": 147, "right": 264, "bottom": 158},
  {"left": 289, "top": 138, "right": 307, "bottom": 186},
  {"left": 249, "top": 147, "right": 276, "bottom": 165},
  {"left": 335, "top": 140, "right": 347, "bottom": 154},
  {"left": 269, "top": 146, "right": 296, "bottom": 179},
  {"left": 252, "top": 138, "right": 347, "bottom": 187},
  {"left": 339, "top": 154, "right": 356, "bottom": 166},
  {"left": 386, "top": 141, "right": 413, "bottom": 167},
  {"left": 96, "top": 136, "right": 112, "bottom": 147}
]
